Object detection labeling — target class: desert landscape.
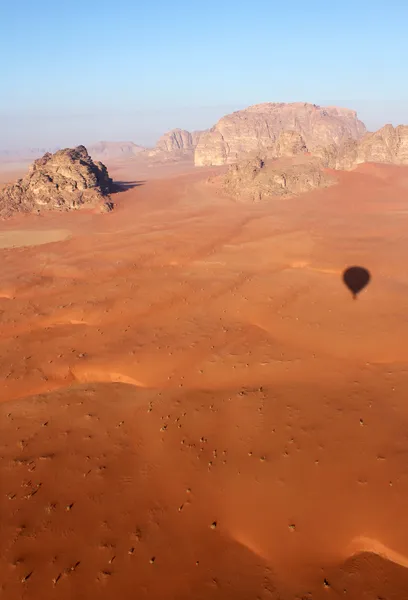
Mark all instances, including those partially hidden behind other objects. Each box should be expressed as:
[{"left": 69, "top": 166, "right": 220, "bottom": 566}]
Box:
[{"left": 2, "top": 100, "right": 408, "bottom": 600}]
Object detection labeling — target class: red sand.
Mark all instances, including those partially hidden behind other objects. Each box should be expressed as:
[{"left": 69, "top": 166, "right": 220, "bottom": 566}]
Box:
[{"left": 2, "top": 161, "right": 408, "bottom": 598}]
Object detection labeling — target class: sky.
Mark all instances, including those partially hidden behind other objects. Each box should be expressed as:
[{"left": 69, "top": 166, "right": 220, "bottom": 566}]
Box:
[{"left": 1, "top": 0, "right": 408, "bottom": 150}]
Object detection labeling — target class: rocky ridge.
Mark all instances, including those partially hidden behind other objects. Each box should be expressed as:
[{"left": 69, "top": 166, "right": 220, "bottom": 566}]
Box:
[{"left": 0, "top": 145, "right": 114, "bottom": 217}]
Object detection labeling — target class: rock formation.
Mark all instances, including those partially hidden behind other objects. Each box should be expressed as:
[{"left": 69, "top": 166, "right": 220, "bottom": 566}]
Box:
[
  {"left": 154, "top": 129, "right": 195, "bottom": 153},
  {"left": 270, "top": 130, "right": 308, "bottom": 158},
  {"left": 88, "top": 141, "right": 145, "bottom": 161},
  {"left": 147, "top": 128, "right": 205, "bottom": 161},
  {"left": 221, "top": 155, "right": 335, "bottom": 202},
  {"left": 313, "top": 124, "right": 408, "bottom": 170},
  {"left": 194, "top": 102, "right": 366, "bottom": 166},
  {"left": 342, "top": 124, "right": 408, "bottom": 168},
  {"left": 0, "top": 146, "right": 114, "bottom": 217},
  {"left": 191, "top": 130, "right": 205, "bottom": 147}
]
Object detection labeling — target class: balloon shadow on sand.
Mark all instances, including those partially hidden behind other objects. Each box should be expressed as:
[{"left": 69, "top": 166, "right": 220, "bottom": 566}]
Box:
[{"left": 343, "top": 266, "right": 371, "bottom": 299}]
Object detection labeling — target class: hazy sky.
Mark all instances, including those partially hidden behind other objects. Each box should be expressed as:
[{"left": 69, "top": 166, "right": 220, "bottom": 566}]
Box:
[{"left": 1, "top": 0, "right": 407, "bottom": 150}]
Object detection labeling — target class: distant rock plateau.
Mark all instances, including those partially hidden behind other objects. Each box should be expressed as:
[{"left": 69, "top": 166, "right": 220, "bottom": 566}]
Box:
[{"left": 0, "top": 146, "right": 114, "bottom": 218}]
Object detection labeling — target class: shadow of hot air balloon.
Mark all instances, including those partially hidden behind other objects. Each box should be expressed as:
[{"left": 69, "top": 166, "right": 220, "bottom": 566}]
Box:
[{"left": 343, "top": 266, "right": 371, "bottom": 299}]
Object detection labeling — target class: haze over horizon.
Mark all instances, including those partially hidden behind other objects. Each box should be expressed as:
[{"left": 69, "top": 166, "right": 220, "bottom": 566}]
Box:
[{"left": 1, "top": 0, "right": 407, "bottom": 150}]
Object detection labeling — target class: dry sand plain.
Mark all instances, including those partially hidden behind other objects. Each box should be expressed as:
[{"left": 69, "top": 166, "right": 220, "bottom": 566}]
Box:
[{"left": 2, "top": 159, "right": 408, "bottom": 599}]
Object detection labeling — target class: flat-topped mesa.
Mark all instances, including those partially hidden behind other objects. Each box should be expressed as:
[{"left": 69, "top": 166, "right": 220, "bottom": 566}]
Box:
[
  {"left": 194, "top": 102, "right": 366, "bottom": 166},
  {"left": 0, "top": 145, "right": 115, "bottom": 218}
]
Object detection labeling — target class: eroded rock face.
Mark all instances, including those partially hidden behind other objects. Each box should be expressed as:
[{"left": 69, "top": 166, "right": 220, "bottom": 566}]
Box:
[
  {"left": 222, "top": 155, "right": 335, "bottom": 202},
  {"left": 0, "top": 146, "right": 114, "bottom": 217},
  {"left": 195, "top": 102, "right": 366, "bottom": 166},
  {"left": 272, "top": 130, "right": 308, "bottom": 158}
]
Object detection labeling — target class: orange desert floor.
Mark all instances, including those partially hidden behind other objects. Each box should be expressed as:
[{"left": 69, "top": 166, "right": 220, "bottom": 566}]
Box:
[{"left": 2, "top": 161, "right": 408, "bottom": 599}]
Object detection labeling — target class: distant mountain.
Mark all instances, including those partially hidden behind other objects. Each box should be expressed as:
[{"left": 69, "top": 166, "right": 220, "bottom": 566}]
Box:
[
  {"left": 0, "top": 147, "right": 60, "bottom": 162},
  {"left": 87, "top": 141, "right": 145, "bottom": 161}
]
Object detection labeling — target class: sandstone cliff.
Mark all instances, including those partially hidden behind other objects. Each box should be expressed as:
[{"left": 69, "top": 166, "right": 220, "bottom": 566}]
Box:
[
  {"left": 195, "top": 102, "right": 366, "bottom": 166},
  {"left": 0, "top": 146, "right": 114, "bottom": 218},
  {"left": 222, "top": 155, "right": 335, "bottom": 202}
]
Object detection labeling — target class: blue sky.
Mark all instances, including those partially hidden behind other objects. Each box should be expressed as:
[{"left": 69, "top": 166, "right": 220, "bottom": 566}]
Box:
[{"left": 1, "top": 0, "right": 407, "bottom": 149}]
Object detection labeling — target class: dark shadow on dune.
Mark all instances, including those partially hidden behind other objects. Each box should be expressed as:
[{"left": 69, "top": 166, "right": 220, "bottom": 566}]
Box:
[{"left": 111, "top": 180, "right": 146, "bottom": 193}]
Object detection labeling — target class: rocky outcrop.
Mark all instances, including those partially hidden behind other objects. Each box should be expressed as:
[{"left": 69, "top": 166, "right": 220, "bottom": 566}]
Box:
[
  {"left": 221, "top": 155, "right": 335, "bottom": 202},
  {"left": 313, "top": 124, "right": 408, "bottom": 170},
  {"left": 154, "top": 129, "right": 194, "bottom": 153},
  {"left": 88, "top": 141, "right": 145, "bottom": 161},
  {"left": 344, "top": 124, "right": 408, "bottom": 167},
  {"left": 195, "top": 102, "right": 366, "bottom": 166},
  {"left": 0, "top": 146, "right": 114, "bottom": 217},
  {"left": 147, "top": 128, "right": 205, "bottom": 161}
]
